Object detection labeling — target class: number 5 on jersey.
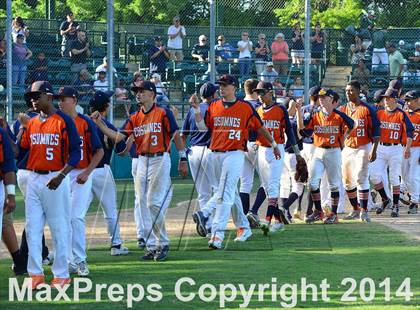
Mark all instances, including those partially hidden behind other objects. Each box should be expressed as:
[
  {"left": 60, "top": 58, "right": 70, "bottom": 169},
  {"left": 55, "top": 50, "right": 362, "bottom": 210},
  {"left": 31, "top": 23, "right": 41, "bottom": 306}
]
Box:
[{"left": 46, "top": 147, "right": 54, "bottom": 161}]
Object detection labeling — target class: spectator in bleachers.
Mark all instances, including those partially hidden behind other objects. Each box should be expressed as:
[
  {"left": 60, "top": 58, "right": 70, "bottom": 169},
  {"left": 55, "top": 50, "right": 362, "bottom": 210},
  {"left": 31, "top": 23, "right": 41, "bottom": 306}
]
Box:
[
  {"left": 149, "top": 35, "right": 170, "bottom": 75},
  {"left": 60, "top": 11, "right": 80, "bottom": 57},
  {"left": 30, "top": 52, "right": 48, "bottom": 83},
  {"left": 349, "top": 35, "right": 366, "bottom": 66},
  {"left": 93, "top": 70, "right": 108, "bottom": 91},
  {"left": 167, "top": 16, "right": 186, "bottom": 61},
  {"left": 73, "top": 69, "right": 94, "bottom": 101},
  {"left": 132, "top": 71, "right": 144, "bottom": 86},
  {"left": 237, "top": 32, "right": 253, "bottom": 76},
  {"left": 12, "top": 34, "right": 32, "bottom": 86},
  {"left": 115, "top": 79, "right": 129, "bottom": 103},
  {"left": 271, "top": 33, "right": 289, "bottom": 75},
  {"left": 291, "top": 23, "right": 304, "bottom": 65},
  {"left": 388, "top": 43, "right": 405, "bottom": 79},
  {"left": 288, "top": 76, "right": 304, "bottom": 98},
  {"left": 215, "top": 35, "right": 234, "bottom": 61},
  {"left": 408, "top": 42, "right": 420, "bottom": 62},
  {"left": 255, "top": 33, "right": 270, "bottom": 76},
  {"left": 69, "top": 30, "right": 91, "bottom": 78},
  {"left": 352, "top": 58, "right": 370, "bottom": 94},
  {"left": 192, "top": 35, "right": 209, "bottom": 62},
  {"left": 359, "top": 11, "right": 375, "bottom": 48},
  {"left": 151, "top": 73, "right": 169, "bottom": 104},
  {"left": 11, "top": 17, "right": 29, "bottom": 44},
  {"left": 398, "top": 40, "right": 410, "bottom": 59},
  {"left": 310, "top": 22, "right": 326, "bottom": 64},
  {"left": 95, "top": 56, "right": 117, "bottom": 81},
  {"left": 371, "top": 24, "right": 388, "bottom": 69},
  {"left": 259, "top": 62, "right": 278, "bottom": 83}
]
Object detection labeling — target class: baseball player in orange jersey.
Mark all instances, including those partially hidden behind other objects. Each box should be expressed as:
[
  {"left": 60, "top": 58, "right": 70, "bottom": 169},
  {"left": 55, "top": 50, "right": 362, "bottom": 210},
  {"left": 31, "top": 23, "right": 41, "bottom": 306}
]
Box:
[
  {"left": 92, "top": 80, "right": 188, "bottom": 261},
  {"left": 191, "top": 75, "right": 281, "bottom": 249},
  {"left": 18, "top": 81, "right": 82, "bottom": 289},
  {"left": 57, "top": 87, "right": 104, "bottom": 276},
  {"left": 400, "top": 90, "right": 419, "bottom": 214},
  {"left": 370, "top": 89, "right": 414, "bottom": 217},
  {"left": 297, "top": 88, "right": 355, "bottom": 224},
  {"left": 340, "top": 80, "right": 381, "bottom": 222}
]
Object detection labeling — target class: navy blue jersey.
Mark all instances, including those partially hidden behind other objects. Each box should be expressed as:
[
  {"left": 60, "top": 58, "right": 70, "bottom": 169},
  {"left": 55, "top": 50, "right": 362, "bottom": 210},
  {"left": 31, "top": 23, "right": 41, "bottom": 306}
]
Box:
[
  {"left": 181, "top": 102, "right": 211, "bottom": 147},
  {"left": 246, "top": 99, "right": 260, "bottom": 142},
  {"left": 301, "top": 104, "right": 320, "bottom": 144},
  {"left": 285, "top": 116, "right": 303, "bottom": 153}
]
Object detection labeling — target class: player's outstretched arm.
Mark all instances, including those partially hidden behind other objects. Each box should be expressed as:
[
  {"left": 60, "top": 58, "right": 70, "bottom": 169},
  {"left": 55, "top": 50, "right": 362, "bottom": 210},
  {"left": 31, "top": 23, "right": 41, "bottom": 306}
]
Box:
[
  {"left": 91, "top": 111, "right": 126, "bottom": 143},
  {"left": 189, "top": 94, "right": 207, "bottom": 131},
  {"left": 173, "top": 130, "right": 188, "bottom": 178}
]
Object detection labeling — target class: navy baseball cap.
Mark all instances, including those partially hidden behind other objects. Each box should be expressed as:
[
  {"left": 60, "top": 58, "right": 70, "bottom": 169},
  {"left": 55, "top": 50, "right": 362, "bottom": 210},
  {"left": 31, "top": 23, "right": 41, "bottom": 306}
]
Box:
[
  {"left": 318, "top": 88, "right": 339, "bottom": 102},
  {"left": 402, "top": 90, "right": 419, "bottom": 100},
  {"left": 26, "top": 81, "right": 54, "bottom": 99},
  {"left": 309, "top": 86, "right": 321, "bottom": 97},
  {"left": 199, "top": 82, "right": 218, "bottom": 98},
  {"left": 89, "top": 90, "right": 114, "bottom": 111},
  {"left": 381, "top": 88, "right": 398, "bottom": 98},
  {"left": 252, "top": 81, "right": 274, "bottom": 94},
  {"left": 388, "top": 79, "right": 402, "bottom": 91},
  {"left": 154, "top": 36, "right": 162, "bottom": 41},
  {"left": 54, "top": 86, "right": 78, "bottom": 99},
  {"left": 216, "top": 74, "right": 239, "bottom": 87},
  {"left": 131, "top": 80, "right": 156, "bottom": 94},
  {"left": 373, "top": 89, "right": 385, "bottom": 103}
]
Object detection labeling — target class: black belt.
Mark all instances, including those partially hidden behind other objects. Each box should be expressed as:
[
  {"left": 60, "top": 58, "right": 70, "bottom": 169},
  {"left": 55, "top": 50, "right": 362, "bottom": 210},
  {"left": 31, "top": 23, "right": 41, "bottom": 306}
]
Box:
[
  {"left": 32, "top": 170, "right": 57, "bottom": 175},
  {"left": 319, "top": 145, "right": 337, "bottom": 149},
  {"left": 211, "top": 149, "right": 239, "bottom": 153},
  {"left": 139, "top": 152, "right": 164, "bottom": 158},
  {"left": 380, "top": 142, "right": 399, "bottom": 146}
]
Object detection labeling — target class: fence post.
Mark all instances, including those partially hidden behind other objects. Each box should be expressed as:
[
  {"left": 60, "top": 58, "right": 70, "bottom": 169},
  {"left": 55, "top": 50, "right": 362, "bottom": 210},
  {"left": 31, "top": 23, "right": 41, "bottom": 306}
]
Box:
[
  {"left": 209, "top": 0, "right": 216, "bottom": 83},
  {"left": 6, "top": 0, "right": 12, "bottom": 123},
  {"left": 107, "top": 0, "right": 114, "bottom": 123},
  {"left": 304, "top": 0, "right": 311, "bottom": 106}
]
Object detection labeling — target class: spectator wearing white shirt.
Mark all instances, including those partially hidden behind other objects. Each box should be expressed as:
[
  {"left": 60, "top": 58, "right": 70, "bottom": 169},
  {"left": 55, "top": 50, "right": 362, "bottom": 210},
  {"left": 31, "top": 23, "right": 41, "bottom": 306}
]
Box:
[
  {"left": 93, "top": 70, "right": 108, "bottom": 91},
  {"left": 237, "top": 32, "right": 253, "bottom": 76},
  {"left": 95, "top": 56, "right": 117, "bottom": 81},
  {"left": 12, "top": 17, "right": 29, "bottom": 44},
  {"left": 167, "top": 16, "right": 186, "bottom": 61}
]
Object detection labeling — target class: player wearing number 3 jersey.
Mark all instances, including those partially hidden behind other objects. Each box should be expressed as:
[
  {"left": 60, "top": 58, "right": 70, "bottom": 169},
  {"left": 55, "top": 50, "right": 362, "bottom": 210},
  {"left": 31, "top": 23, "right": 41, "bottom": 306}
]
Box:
[
  {"left": 370, "top": 89, "right": 414, "bottom": 217},
  {"left": 297, "top": 88, "right": 355, "bottom": 225}
]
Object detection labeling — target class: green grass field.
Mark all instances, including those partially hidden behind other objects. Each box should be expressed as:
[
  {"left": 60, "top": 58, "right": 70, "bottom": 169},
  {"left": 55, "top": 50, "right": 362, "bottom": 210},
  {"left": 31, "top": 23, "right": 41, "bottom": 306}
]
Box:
[{"left": 1, "top": 179, "right": 419, "bottom": 309}]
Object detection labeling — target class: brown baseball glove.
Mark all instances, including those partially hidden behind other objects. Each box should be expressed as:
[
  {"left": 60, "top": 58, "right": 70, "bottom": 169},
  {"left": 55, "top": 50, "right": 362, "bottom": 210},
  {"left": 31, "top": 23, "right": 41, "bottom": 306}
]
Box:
[{"left": 295, "top": 155, "right": 308, "bottom": 183}]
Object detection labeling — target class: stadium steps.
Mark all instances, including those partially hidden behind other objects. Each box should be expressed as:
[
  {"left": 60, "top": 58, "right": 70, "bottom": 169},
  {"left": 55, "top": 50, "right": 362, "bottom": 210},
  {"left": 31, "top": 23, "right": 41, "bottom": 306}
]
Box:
[{"left": 321, "top": 66, "right": 352, "bottom": 97}]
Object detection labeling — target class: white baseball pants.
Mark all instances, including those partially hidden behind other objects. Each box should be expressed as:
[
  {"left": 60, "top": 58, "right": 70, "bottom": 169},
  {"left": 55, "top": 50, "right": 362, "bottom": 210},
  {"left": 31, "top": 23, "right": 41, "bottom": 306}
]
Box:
[
  {"left": 240, "top": 142, "right": 258, "bottom": 194},
  {"left": 401, "top": 146, "right": 420, "bottom": 203},
  {"left": 342, "top": 144, "right": 371, "bottom": 191},
  {"left": 370, "top": 144, "right": 403, "bottom": 187},
  {"left": 309, "top": 147, "right": 342, "bottom": 192},
  {"left": 257, "top": 145, "right": 285, "bottom": 198}
]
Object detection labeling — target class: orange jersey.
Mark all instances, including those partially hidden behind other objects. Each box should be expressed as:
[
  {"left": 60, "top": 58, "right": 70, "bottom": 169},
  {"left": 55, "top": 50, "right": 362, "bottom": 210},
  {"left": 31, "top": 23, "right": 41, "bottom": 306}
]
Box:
[
  {"left": 20, "top": 111, "right": 82, "bottom": 171},
  {"left": 377, "top": 108, "right": 414, "bottom": 145},
  {"left": 403, "top": 109, "right": 420, "bottom": 147},
  {"left": 256, "top": 104, "right": 288, "bottom": 146},
  {"left": 304, "top": 109, "right": 355, "bottom": 148},
  {"left": 340, "top": 102, "right": 380, "bottom": 148},
  {"left": 204, "top": 99, "right": 263, "bottom": 151},
  {"left": 74, "top": 114, "right": 103, "bottom": 169},
  {"left": 121, "top": 104, "right": 178, "bottom": 155}
]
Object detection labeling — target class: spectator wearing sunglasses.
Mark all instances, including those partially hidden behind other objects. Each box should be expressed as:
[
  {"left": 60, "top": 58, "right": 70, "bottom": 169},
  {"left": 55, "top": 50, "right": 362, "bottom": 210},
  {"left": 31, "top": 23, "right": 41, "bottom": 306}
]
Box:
[
  {"left": 192, "top": 35, "right": 209, "bottom": 62},
  {"left": 215, "top": 35, "right": 234, "bottom": 61}
]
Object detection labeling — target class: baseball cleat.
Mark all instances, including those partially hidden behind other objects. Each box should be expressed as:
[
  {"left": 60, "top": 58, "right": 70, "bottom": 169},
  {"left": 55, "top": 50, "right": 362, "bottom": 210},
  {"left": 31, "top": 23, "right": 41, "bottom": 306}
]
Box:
[
  {"left": 293, "top": 209, "right": 302, "bottom": 220},
  {"left": 390, "top": 206, "right": 399, "bottom": 218},
  {"left": 278, "top": 207, "right": 290, "bottom": 224},
  {"left": 50, "top": 277, "right": 71, "bottom": 289},
  {"left": 408, "top": 203, "right": 418, "bottom": 214},
  {"left": 305, "top": 209, "right": 324, "bottom": 224},
  {"left": 259, "top": 220, "right": 270, "bottom": 236},
  {"left": 376, "top": 199, "right": 391, "bottom": 214},
  {"left": 399, "top": 191, "right": 411, "bottom": 206},
  {"left": 192, "top": 211, "right": 208, "bottom": 237},
  {"left": 154, "top": 246, "right": 169, "bottom": 262},
  {"left": 137, "top": 238, "right": 146, "bottom": 249},
  {"left": 344, "top": 210, "right": 361, "bottom": 220},
  {"left": 111, "top": 245, "right": 129, "bottom": 256},
  {"left": 269, "top": 221, "right": 284, "bottom": 232},
  {"left": 234, "top": 228, "right": 252, "bottom": 242},
  {"left": 68, "top": 262, "right": 78, "bottom": 274},
  {"left": 142, "top": 249, "right": 157, "bottom": 260},
  {"left": 42, "top": 252, "right": 54, "bottom": 266},
  {"left": 208, "top": 236, "right": 223, "bottom": 249},
  {"left": 30, "top": 275, "right": 45, "bottom": 290},
  {"left": 360, "top": 210, "right": 371, "bottom": 222},
  {"left": 246, "top": 211, "right": 260, "bottom": 228},
  {"left": 77, "top": 261, "right": 90, "bottom": 277},
  {"left": 12, "top": 263, "right": 27, "bottom": 276},
  {"left": 323, "top": 213, "right": 339, "bottom": 224}
]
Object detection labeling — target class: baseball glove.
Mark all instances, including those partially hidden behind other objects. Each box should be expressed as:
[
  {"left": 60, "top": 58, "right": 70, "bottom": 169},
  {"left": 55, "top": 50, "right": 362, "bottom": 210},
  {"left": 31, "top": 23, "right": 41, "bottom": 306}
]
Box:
[{"left": 295, "top": 155, "right": 308, "bottom": 183}]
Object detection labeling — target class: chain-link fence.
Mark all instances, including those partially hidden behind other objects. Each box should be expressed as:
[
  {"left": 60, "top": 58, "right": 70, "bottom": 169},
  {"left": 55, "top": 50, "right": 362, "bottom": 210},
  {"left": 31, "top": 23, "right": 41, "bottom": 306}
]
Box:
[{"left": 0, "top": 0, "right": 419, "bottom": 123}]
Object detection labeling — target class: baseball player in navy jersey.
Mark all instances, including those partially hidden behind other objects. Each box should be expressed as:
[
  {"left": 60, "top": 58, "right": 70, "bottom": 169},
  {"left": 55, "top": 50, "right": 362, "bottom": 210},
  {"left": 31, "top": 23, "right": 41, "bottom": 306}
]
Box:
[
  {"left": 88, "top": 91, "right": 130, "bottom": 256},
  {"left": 57, "top": 87, "right": 104, "bottom": 277},
  {"left": 182, "top": 82, "right": 217, "bottom": 237}
]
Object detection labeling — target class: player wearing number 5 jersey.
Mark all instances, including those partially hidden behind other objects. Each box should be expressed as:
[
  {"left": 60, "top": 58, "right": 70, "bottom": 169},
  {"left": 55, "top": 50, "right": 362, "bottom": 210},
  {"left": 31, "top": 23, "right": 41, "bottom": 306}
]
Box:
[
  {"left": 297, "top": 88, "right": 355, "bottom": 224},
  {"left": 340, "top": 80, "right": 381, "bottom": 222},
  {"left": 91, "top": 80, "right": 188, "bottom": 261},
  {"left": 57, "top": 87, "right": 104, "bottom": 277},
  {"left": 400, "top": 90, "right": 419, "bottom": 214},
  {"left": 18, "top": 81, "right": 81, "bottom": 289},
  {"left": 191, "top": 75, "right": 281, "bottom": 249},
  {"left": 370, "top": 89, "right": 414, "bottom": 217}
]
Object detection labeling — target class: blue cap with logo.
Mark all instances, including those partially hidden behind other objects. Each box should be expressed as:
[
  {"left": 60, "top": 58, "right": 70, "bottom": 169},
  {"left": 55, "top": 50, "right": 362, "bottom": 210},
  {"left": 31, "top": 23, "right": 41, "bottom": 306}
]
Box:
[
  {"left": 199, "top": 82, "right": 218, "bottom": 98},
  {"left": 54, "top": 86, "right": 78, "bottom": 99}
]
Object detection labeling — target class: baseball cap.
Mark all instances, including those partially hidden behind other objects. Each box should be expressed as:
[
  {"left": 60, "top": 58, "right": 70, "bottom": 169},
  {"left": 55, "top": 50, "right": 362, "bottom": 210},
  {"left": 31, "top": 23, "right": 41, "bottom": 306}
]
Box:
[
  {"left": 89, "top": 90, "right": 114, "bottom": 111},
  {"left": 309, "top": 86, "right": 321, "bottom": 98},
  {"left": 318, "top": 88, "right": 336, "bottom": 98},
  {"left": 154, "top": 35, "right": 162, "bottom": 41},
  {"left": 381, "top": 88, "right": 398, "bottom": 98},
  {"left": 252, "top": 81, "right": 274, "bottom": 94},
  {"left": 402, "top": 90, "right": 419, "bottom": 100},
  {"left": 266, "top": 62, "right": 274, "bottom": 67},
  {"left": 16, "top": 33, "right": 25, "bottom": 39},
  {"left": 199, "top": 82, "right": 218, "bottom": 98},
  {"left": 98, "top": 70, "right": 107, "bottom": 75},
  {"left": 26, "top": 81, "right": 54, "bottom": 99},
  {"left": 373, "top": 89, "right": 386, "bottom": 103},
  {"left": 54, "top": 86, "right": 78, "bottom": 99},
  {"left": 399, "top": 40, "right": 405, "bottom": 46},
  {"left": 388, "top": 79, "right": 402, "bottom": 91},
  {"left": 216, "top": 74, "right": 238, "bottom": 87},
  {"left": 131, "top": 80, "right": 157, "bottom": 94}
]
